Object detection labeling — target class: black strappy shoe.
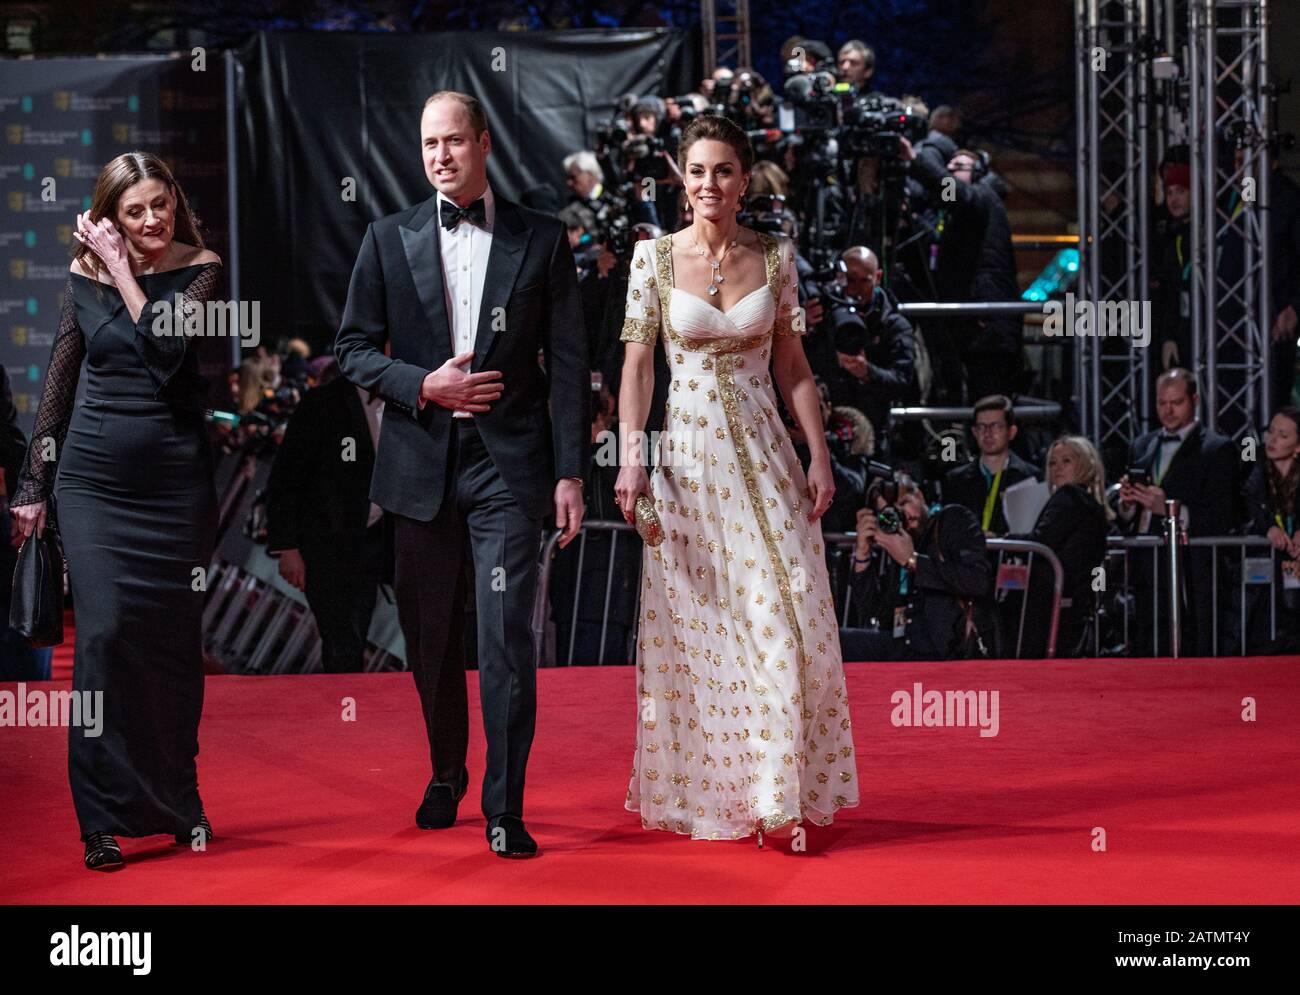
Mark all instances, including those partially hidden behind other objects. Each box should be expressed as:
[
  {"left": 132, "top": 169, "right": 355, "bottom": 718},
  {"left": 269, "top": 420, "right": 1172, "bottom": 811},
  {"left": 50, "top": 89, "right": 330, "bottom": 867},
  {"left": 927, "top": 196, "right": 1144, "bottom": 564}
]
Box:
[
  {"left": 175, "top": 810, "right": 214, "bottom": 846},
  {"left": 83, "top": 831, "right": 124, "bottom": 871}
]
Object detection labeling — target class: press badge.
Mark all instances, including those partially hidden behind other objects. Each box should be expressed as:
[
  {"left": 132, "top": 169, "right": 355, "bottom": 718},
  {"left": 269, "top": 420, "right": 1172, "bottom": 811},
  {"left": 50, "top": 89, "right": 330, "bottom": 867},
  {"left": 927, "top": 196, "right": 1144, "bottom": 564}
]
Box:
[
  {"left": 893, "top": 606, "right": 907, "bottom": 638},
  {"left": 1284, "top": 559, "right": 1300, "bottom": 591}
]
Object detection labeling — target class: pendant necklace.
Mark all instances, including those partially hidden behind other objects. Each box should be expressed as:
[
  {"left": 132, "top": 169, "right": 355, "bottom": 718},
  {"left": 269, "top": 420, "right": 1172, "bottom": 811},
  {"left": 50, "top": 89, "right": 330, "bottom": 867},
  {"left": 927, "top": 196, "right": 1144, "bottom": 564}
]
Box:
[{"left": 691, "top": 231, "right": 738, "bottom": 296}]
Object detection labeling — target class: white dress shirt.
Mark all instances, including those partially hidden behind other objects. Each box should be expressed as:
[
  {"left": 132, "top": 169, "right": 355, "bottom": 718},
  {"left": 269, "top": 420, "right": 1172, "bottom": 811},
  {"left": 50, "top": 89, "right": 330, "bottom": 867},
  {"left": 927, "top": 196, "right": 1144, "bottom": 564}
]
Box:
[
  {"left": 1154, "top": 420, "right": 1195, "bottom": 484},
  {"left": 356, "top": 383, "right": 385, "bottom": 527},
  {"left": 1137, "top": 419, "right": 1196, "bottom": 533},
  {"left": 436, "top": 182, "right": 495, "bottom": 419}
]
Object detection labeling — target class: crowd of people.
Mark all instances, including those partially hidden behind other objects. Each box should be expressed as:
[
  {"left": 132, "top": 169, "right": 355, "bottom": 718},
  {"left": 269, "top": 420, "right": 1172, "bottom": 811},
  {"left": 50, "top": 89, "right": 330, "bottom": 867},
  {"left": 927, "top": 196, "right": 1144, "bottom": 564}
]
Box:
[
  {"left": 537, "top": 36, "right": 1299, "bottom": 661},
  {"left": 3, "top": 56, "right": 1298, "bottom": 872},
  {"left": 6, "top": 37, "right": 1298, "bottom": 693}
]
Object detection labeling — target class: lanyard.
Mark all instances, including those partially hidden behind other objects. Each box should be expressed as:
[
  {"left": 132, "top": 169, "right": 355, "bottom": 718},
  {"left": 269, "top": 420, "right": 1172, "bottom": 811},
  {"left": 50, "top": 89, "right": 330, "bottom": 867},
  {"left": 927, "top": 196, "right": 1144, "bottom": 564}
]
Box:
[
  {"left": 1228, "top": 190, "right": 1244, "bottom": 221},
  {"left": 980, "top": 465, "right": 1003, "bottom": 532},
  {"left": 1174, "top": 234, "right": 1191, "bottom": 280},
  {"left": 1277, "top": 514, "right": 1295, "bottom": 537}
]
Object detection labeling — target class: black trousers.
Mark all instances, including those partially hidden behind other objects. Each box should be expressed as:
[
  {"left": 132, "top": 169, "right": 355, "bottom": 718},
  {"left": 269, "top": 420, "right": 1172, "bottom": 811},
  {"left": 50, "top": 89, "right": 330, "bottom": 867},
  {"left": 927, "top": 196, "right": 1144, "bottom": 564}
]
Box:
[
  {"left": 391, "top": 418, "right": 545, "bottom": 821},
  {"left": 303, "top": 520, "right": 386, "bottom": 674}
]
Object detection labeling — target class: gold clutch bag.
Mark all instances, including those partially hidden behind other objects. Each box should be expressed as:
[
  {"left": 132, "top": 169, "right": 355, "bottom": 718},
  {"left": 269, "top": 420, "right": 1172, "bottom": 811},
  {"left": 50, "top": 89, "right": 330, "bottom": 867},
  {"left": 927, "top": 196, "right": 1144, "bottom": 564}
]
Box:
[{"left": 634, "top": 493, "right": 664, "bottom": 547}]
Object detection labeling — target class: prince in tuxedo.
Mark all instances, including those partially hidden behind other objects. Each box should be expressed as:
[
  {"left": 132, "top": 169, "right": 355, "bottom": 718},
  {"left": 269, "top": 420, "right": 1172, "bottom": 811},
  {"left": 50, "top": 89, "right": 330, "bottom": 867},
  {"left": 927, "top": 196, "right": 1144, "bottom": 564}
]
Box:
[{"left": 335, "top": 91, "right": 589, "bottom": 857}]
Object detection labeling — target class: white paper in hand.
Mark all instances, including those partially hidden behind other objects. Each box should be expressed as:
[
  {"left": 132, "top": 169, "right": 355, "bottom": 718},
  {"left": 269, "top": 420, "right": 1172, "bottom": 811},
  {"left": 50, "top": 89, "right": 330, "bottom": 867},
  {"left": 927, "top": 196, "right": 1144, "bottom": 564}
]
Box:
[{"left": 1002, "top": 478, "right": 1052, "bottom": 535}]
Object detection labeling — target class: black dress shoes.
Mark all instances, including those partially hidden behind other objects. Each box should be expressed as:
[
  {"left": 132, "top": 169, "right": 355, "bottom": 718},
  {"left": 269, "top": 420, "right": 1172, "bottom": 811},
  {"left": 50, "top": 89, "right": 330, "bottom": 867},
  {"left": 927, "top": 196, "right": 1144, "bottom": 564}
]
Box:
[
  {"left": 486, "top": 815, "right": 538, "bottom": 858},
  {"left": 415, "top": 767, "right": 469, "bottom": 829},
  {"left": 175, "top": 809, "right": 214, "bottom": 846},
  {"left": 83, "top": 831, "right": 124, "bottom": 871}
]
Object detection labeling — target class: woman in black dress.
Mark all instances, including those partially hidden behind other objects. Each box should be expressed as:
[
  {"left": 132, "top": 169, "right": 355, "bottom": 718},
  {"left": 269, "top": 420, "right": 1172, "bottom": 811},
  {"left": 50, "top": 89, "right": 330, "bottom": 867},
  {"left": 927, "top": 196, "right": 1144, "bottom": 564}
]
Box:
[
  {"left": 1023, "top": 435, "right": 1113, "bottom": 657},
  {"left": 10, "top": 152, "right": 221, "bottom": 870}
]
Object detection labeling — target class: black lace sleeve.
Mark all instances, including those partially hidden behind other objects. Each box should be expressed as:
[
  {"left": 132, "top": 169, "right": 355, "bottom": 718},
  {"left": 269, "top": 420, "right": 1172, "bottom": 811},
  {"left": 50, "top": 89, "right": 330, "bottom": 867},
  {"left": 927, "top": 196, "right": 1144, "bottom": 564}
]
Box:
[
  {"left": 131, "top": 261, "right": 222, "bottom": 393},
  {"left": 10, "top": 276, "right": 85, "bottom": 507}
]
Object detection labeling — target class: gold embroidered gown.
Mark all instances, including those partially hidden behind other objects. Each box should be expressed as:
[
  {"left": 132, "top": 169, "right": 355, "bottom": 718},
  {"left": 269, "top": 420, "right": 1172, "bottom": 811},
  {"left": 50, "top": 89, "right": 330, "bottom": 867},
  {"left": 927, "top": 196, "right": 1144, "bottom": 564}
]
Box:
[{"left": 620, "top": 231, "right": 859, "bottom": 840}]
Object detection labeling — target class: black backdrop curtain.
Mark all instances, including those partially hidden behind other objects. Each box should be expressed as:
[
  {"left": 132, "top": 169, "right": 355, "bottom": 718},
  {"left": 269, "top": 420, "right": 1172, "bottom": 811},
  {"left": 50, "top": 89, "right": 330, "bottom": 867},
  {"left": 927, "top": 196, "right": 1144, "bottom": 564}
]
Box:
[{"left": 234, "top": 29, "right": 699, "bottom": 350}]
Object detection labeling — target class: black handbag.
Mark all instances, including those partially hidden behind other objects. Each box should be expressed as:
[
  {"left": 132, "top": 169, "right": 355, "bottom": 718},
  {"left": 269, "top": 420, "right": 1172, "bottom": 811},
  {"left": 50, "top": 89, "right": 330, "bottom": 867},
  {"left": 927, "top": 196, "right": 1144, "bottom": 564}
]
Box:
[{"left": 9, "top": 495, "right": 65, "bottom": 647}]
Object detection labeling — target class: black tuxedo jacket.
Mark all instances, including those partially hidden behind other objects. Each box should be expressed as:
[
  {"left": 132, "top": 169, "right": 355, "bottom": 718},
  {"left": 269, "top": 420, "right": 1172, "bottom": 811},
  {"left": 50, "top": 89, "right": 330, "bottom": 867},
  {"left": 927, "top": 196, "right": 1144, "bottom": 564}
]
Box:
[
  {"left": 1124, "top": 422, "right": 1239, "bottom": 536},
  {"left": 265, "top": 376, "right": 385, "bottom": 563},
  {"left": 334, "top": 191, "right": 590, "bottom": 522}
]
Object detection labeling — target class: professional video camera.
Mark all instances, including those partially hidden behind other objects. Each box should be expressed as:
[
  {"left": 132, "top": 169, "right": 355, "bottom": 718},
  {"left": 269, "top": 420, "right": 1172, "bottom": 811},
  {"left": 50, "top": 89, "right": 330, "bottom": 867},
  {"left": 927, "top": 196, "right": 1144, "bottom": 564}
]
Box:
[
  {"left": 817, "top": 282, "right": 896, "bottom": 357},
  {"left": 667, "top": 93, "right": 701, "bottom": 125},
  {"left": 596, "top": 116, "right": 670, "bottom": 186},
  {"left": 840, "top": 94, "right": 930, "bottom": 159},
  {"left": 709, "top": 71, "right": 765, "bottom": 126},
  {"left": 781, "top": 65, "right": 844, "bottom": 133},
  {"left": 736, "top": 193, "right": 791, "bottom": 235}
]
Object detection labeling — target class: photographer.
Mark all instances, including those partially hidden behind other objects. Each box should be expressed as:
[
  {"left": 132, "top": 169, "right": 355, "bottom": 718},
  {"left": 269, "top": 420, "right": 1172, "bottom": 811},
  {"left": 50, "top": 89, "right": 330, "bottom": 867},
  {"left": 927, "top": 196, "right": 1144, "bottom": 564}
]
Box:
[
  {"left": 592, "top": 101, "right": 682, "bottom": 232},
  {"left": 900, "top": 137, "right": 1023, "bottom": 404},
  {"left": 816, "top": 246, "right": 918, "bottom": 451},
  {"left": 841, "top": 472, "right": 996, "bottom": 661},
  {"left": 837, "top": 40, "right": 877, "bottom": 94}
]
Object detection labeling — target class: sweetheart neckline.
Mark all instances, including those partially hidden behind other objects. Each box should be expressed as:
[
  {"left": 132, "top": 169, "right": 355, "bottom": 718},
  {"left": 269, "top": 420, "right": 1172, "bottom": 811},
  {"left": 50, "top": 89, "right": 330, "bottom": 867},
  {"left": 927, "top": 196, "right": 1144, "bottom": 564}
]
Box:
[{"left": 672, "top": 283, "right": 771, "bottom": 317}]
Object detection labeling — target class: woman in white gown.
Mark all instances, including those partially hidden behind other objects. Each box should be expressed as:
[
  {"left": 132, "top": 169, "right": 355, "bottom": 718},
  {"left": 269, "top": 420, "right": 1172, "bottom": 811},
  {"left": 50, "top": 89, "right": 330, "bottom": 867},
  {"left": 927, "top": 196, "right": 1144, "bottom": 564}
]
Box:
[{"left": 614, "top": 115, "right": 859, "bottom": 843}]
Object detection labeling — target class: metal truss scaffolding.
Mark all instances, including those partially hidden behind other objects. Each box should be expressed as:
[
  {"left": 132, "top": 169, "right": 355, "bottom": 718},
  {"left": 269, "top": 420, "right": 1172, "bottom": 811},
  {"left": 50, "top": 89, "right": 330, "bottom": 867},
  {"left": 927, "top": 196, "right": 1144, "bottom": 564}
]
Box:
[
  {"left": 1076, "top": 0, "right": 1154, "bottom": 452},
  {"left": 700, "top": 0, "right": 750, "bottom": 78},
  {"left": 1188, "top": 0, "right": 1272, "bottom": 438}
]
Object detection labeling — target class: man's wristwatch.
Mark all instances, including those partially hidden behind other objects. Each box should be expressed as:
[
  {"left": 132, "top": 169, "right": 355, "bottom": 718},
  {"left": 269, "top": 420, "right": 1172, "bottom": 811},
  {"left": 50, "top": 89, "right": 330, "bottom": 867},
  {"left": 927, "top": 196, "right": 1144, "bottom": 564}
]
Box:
[
  {"left": 905, "top": 551, "right": 919, "bottom": 573},
  {"left": 561, "top": 476, "right": 584, "bottom": 490}
]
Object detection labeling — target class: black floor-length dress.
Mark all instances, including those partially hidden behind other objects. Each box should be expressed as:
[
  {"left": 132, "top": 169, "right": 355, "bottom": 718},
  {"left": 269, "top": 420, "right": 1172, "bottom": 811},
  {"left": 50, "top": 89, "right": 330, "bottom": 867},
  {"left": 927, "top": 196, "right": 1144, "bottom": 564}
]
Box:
[{"left": 11, "top": 262, "right": 220, "bottom": 839}]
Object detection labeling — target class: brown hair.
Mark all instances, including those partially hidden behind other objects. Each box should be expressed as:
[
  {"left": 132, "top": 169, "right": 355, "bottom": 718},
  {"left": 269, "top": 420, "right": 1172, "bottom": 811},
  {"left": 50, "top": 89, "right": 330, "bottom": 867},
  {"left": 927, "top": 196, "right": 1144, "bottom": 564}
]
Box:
[
  {"left": 1266, "top": 406, "right": 1300, "bottom": 519},
  {"left": 973, "top": 394, "right": 1015, "bottom": 428},
  {"left": 423, "top": 91, "right": 488, "bottom": 137},
  {"left": 77, "top": 152, "right": 204, "bottom": 282},
  {"left": 677, "top": 114, "right": 755, "bottom": 175}
]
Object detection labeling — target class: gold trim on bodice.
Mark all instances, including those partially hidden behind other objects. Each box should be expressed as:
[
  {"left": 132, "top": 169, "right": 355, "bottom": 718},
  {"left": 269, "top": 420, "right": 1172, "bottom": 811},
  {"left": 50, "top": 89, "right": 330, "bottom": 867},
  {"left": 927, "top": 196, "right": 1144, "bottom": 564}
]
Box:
[{"left": 654, "top": 231, "right": 780, "bottom": 354}]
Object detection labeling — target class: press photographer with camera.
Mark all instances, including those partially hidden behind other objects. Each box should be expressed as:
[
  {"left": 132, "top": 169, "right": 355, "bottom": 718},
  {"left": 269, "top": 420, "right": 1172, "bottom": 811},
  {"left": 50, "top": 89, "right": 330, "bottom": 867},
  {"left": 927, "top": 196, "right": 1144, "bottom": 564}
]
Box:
[
  {"left": 899, "top": 135, "right": 1023, "bottom": 404},
  {"left": 592, "top": 98, "right": 685, "bottom": 232},
  {"left": 822, "top": 245, "right": 918, "bottom": 449},
  {"left": 840, "top": 470, "right": 996, "bottom": 661},
  {"left": 836, "top": 40, "right": 877, "bottom": 94}
]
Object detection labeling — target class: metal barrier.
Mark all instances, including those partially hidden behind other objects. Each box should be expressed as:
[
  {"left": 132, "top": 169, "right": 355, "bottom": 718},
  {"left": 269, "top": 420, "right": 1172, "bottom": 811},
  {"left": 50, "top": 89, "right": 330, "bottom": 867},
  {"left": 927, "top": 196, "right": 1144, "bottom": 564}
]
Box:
[
  {"left": 200, "top": 448, "right": 407, "bottom": 674},
  {"left": 1103, "top": 532, "right": 1284, "bottom": 657},
  {"left": 534, "top": 522, "right": 1066, "bottom": 664},
  {"left": 821, "top": 533, "right": 1064, "bottom": 659},
  {"left": 888, "top": 403, "right": 1062, "bottom": 424},
  {"left": 894, "top": 301, "right": 1047, "bottom": 318}
]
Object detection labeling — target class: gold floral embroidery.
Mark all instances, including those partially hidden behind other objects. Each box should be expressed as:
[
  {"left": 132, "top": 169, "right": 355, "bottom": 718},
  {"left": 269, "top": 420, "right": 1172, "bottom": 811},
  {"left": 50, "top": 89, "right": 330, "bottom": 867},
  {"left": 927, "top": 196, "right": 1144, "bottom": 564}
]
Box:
[
  {"left": 715, "top": 348, "right": 811, "bottom": 734},
  {"left": 620, "top": 317, "right": 658, "bottom": 344}
]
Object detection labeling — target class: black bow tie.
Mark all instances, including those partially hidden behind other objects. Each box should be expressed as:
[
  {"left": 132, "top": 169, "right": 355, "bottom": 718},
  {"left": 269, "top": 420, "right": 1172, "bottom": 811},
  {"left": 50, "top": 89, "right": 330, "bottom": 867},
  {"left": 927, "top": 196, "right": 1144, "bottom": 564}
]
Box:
[
  {"left": 1159, "top": 433, "right": 1182, "bottom": 443},
  {"left": 440, "top": 197, "right": 486, "bottom": 230}
]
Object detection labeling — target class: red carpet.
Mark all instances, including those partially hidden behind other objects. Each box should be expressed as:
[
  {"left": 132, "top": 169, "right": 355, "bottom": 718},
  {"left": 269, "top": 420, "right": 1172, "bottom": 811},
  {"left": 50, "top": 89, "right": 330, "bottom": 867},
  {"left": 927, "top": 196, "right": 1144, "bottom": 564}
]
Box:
[{"left": 1, "top": 658, "right": 1297, "bottom": 904}]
